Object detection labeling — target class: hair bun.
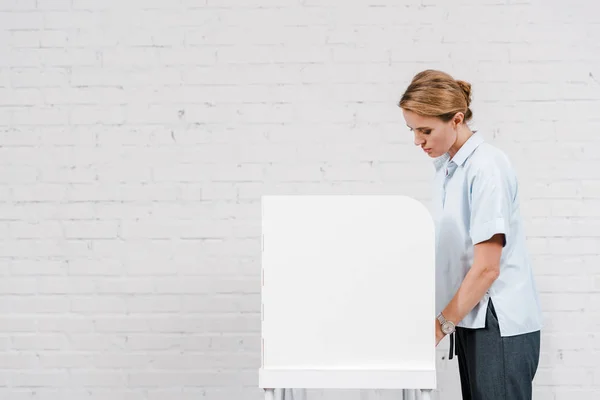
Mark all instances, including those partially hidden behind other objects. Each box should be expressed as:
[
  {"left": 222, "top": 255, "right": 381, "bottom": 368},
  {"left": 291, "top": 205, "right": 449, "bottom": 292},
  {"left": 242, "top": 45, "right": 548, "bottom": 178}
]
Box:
[
  {"left": 456, "top": 80, "right": 472, "bottom": 106},
  {"left": 399, "top": 69, "right": 475, "bottom": 123}
]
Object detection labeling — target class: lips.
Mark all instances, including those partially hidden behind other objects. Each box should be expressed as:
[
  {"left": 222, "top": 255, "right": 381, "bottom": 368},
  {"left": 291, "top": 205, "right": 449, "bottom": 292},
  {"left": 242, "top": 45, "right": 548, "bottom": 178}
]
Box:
[{"left": 423, "top": 148, "right": 432, "bottom": 153}]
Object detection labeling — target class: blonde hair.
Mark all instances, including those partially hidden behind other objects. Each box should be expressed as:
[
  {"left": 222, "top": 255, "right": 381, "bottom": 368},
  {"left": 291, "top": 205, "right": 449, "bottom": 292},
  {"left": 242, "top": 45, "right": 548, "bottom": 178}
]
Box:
[{"left": 399, "top": 69, "right": 473, "bottom": 123}]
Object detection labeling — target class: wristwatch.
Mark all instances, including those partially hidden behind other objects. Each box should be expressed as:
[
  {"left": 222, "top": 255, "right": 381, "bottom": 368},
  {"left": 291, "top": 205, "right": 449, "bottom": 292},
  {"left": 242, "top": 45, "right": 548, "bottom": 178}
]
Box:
[{"left": 437, "top": 312, "right": 456, "bottom": 335}]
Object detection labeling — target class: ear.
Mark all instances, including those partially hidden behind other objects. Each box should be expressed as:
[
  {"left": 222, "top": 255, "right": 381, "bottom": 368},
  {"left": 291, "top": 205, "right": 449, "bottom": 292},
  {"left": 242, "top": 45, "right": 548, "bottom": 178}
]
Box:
[{"left": 453, "top": 112, "right": 464, "bottom": 127}]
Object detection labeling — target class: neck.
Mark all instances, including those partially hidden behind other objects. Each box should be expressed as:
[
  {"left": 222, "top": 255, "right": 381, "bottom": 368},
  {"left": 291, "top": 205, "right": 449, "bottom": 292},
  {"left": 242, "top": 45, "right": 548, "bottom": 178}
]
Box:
[{"left": 448, "top": 125, "right": 474, "bottom": 159}]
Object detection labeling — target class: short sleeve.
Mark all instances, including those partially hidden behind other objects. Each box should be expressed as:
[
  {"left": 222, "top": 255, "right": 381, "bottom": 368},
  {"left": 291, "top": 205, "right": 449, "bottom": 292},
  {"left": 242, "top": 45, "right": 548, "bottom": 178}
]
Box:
[{"left": 469, "top": 163, "right": 513, "bottom": 246}]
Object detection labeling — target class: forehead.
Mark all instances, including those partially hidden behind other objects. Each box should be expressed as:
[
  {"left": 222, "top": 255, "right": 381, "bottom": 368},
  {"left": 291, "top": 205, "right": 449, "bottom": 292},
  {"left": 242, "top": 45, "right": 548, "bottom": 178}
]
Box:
[{"left": 402, "top": 109, "right": 441, "bottom": 130}]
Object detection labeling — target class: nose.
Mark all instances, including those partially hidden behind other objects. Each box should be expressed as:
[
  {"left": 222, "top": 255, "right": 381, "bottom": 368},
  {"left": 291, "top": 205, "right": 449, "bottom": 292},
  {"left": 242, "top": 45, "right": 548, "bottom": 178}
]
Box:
[{"left": 414, "top": 134, "right": 425, "bottom": 146}]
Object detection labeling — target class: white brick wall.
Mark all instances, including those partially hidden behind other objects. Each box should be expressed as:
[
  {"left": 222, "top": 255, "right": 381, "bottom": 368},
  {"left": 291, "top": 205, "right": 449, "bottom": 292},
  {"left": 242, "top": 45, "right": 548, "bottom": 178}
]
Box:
[{"left": 0, "top": 0, "right": 598, "bottom": 399}]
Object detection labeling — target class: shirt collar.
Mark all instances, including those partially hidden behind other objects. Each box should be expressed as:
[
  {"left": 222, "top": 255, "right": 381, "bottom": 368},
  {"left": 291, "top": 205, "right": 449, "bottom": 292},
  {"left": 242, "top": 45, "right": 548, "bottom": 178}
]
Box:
[
  {"left": 433, "top": 153, "right": 450, "bottom": 172},
  {"left": 432, "top": 133, "right": 484, "bottom": 172},
  {"left": 447, "top": 132, "right": 484, "bottom": 166}
]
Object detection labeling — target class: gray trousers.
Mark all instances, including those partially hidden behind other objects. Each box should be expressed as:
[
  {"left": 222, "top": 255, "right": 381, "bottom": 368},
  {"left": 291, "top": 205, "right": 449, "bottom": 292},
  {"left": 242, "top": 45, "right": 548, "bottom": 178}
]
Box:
[{"left": 455, "top": 300, "right": 541, "bottom": 400}]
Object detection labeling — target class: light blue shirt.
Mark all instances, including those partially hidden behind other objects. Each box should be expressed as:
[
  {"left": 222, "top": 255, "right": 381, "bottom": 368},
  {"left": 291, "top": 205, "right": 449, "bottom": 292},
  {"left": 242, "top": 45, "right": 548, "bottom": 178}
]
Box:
[{"left": 433, "top": 132, "right": 543, "bottom": 337}]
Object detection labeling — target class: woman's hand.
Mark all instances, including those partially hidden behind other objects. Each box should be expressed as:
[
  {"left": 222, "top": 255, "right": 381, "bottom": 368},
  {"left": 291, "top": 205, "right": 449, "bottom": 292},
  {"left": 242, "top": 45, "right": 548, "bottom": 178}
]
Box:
[{"left": 435, "top": 319, "right": 444, "bottom": 346}]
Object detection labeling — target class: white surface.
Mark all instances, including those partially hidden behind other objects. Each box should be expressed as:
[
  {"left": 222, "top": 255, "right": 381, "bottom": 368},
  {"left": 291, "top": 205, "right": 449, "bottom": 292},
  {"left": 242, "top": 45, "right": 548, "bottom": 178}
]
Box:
[{"left": 259, "top": 195, "right": 436, "bottom": 389}]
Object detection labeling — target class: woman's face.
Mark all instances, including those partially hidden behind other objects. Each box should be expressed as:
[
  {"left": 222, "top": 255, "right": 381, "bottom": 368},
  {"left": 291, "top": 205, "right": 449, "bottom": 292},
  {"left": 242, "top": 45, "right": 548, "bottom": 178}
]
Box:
[{"left": 402, "top": 109, "right": 459, "bottom": 158}]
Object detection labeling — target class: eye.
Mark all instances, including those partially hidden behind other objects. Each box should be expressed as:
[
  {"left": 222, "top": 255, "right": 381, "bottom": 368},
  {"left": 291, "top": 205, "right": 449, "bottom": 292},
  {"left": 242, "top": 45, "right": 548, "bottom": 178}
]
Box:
[{"left": 423, "top": 130, "right": 431, "bottom": 135}]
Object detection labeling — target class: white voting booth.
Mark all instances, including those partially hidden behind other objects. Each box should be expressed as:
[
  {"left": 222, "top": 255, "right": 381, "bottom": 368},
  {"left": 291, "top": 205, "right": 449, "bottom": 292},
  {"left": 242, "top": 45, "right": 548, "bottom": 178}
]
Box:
[{"left": 259, "top": 195, "right": 437, "bottom": 400}]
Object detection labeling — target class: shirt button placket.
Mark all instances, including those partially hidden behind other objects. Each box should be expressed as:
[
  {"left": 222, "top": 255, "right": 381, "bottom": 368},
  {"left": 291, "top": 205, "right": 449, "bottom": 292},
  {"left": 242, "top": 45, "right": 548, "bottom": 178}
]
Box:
[{"left": 442, "top": 162, "right": 457, "bottom": 208}]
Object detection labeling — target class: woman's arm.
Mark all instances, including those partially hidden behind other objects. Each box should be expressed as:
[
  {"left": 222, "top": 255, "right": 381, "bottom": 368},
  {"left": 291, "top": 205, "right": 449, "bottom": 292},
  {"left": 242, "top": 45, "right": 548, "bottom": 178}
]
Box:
[{"left": 435, "top": 233, "right": 504, "bottom": 344}]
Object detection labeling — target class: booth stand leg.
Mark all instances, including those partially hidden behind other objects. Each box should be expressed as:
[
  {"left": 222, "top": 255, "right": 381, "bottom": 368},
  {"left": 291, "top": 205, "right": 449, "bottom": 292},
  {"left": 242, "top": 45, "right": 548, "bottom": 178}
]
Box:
[
  {"left": 420, "top": 389, "right": 433, "bottom": 400},
  {"left": 265, "top": 388, "right": 275, "bottom": 400}
]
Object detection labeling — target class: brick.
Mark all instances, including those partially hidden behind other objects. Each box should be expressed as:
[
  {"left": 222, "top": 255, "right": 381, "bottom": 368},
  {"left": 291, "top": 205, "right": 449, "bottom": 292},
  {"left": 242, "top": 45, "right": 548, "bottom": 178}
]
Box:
[
  {"left": 63, "top": 221, "right": 118, "bottom": 239},
  {"left": 36, "top": 316, "right": 95, "bottom": 333},
  {"left": 12, "top": 106, "right": 70, "bottom": 125},
  {"left": 68, "top": 371, "right": 127, "bottom": 387},
  {"left": 9, "top": 221, "right": 63, "bottom": 238},
  {"left": 43, "top": 11, "right": 111, "bottom": 29},
  {"left": 9, "top": 371, "right": 69, "bottom": 387},
  {"left": 10, "top": 334, "right": 68, "bottom": 351},
  {"left": 10, "top": 260, "right": 68, "bottom": 276},
  {"left": 218, "top": 45, "right": 328, "bottom": 64},
  {"left": 10, "top": 67, "right": 70, "bottom": 87},
  {"left": 0, "top": 12, "right": 43, "bottom": 29},
  {"left": 39, "top": 167, "right": 97, "bottom": 183},
  {"left": 158, "top": 48, "right": 216, "bottom": 66},
  {"left": 70, "top": 296, "right": 127, "bottom": 313},
  {"left": 10, "top": 31, "right": 41, "bottom": 48},
  {"left": 67, "top": 259, "right": 123, "bottom": 276},
  {"left": 0, "top": 316, "right": 37, "bottom": 332},
  {"left": 69, "top": 334, "right": 127, "bottom": 351},
  {"left": 0, "top": 0, "right": 36, "bottom": 11}
]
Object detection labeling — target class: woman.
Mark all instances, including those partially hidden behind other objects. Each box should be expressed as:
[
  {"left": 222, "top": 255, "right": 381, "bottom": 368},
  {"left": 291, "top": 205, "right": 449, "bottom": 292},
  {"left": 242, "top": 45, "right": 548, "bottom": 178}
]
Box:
[{"left": 398, "top": 70, "right": 543, "bottom": 400}]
